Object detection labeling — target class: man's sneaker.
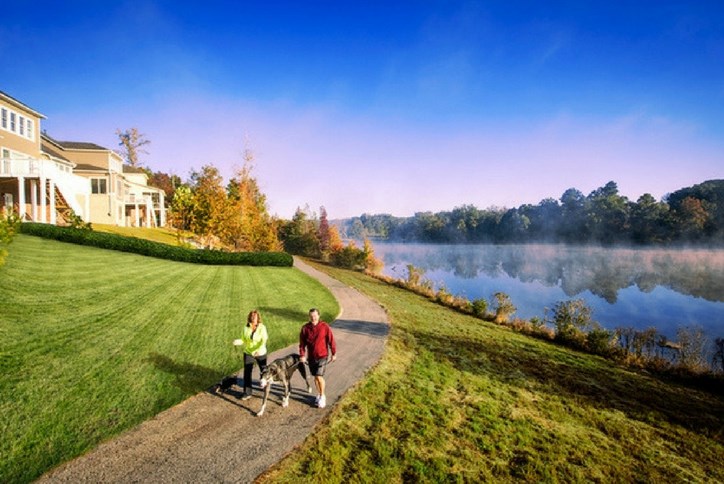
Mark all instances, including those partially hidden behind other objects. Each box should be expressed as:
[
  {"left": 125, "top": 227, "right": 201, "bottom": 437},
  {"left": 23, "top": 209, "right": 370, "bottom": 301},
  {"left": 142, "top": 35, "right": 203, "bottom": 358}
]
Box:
[
  {"left": 240, "top": 393, "right": 252, "bottom": 401},
  {"left": 314, "top": 395, "right": 321, "bottom": 405},
  {"left": 318, "top": 395, "right": 326, "bottom": 408}
]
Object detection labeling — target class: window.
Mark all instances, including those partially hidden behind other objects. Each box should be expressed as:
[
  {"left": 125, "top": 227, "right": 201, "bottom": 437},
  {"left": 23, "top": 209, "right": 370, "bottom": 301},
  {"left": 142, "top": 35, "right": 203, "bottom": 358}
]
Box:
[
  {"left": 1, "top": 149, "right": 10, "bottom": 175},
  {"left": 91, "top": 178, "right": 108, "bottom": 194},
  {"left": 0, "top": 106, "right": 37, "bottom": 140}
]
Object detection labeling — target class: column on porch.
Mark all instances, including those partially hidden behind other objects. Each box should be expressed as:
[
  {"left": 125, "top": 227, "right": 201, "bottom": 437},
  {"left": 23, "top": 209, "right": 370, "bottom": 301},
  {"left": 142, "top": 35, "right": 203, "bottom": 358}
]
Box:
[
  {"left": 159, "top": 191, "right": 166, "bottom": 227},
  {"left": 30, "top": 179, "right": 38, "bottom": 221},
  {"left": 39, "top": 177, "right": 47, "bottom": 223},
  {"left": 49, "top": 179, "right": 56, "bottom": 225},
  {"left": 17, "top": 176, "right": 26, "bottom": 220},
  {"left": 145, "top": 196, "right": 152, "bottom": 228},
  {"left": 134, "top": 202, "right": 140, "bottom": 227}
]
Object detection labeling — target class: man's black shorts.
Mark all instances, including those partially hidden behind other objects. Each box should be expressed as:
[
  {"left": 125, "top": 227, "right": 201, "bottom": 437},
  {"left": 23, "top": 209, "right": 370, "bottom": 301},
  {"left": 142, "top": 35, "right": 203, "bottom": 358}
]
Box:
[{"left": 308, "top": 357, "right": 329, "bottom": 377}]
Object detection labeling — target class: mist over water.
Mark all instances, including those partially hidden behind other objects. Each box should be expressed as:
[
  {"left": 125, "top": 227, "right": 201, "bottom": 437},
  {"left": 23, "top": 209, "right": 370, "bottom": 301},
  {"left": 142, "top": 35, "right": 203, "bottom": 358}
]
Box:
[{"left": 374, "top": 243, "right": 724, "bottom": 341}]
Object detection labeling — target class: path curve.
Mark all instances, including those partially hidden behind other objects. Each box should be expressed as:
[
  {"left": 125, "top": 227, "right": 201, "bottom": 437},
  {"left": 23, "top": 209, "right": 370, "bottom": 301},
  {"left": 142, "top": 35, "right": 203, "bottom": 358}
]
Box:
[{"left": 38, "top": 258, "right": 389, "bottom": 483}]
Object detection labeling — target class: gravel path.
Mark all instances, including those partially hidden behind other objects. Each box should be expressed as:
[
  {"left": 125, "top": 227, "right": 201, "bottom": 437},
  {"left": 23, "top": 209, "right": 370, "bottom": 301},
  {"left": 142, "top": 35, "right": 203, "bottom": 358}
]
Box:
[{"left": 38, "top": 258, "right": 389, "bottom": 483}]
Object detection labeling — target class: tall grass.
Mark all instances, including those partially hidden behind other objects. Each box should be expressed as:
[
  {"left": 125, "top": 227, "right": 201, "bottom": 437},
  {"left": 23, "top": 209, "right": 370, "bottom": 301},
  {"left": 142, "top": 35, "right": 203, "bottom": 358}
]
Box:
[
  {"left": 0, "top": 235, "right": 338, "bottom": 483},
  {"left": 261, "top": 261, "right": 724, "bottom": 483}
]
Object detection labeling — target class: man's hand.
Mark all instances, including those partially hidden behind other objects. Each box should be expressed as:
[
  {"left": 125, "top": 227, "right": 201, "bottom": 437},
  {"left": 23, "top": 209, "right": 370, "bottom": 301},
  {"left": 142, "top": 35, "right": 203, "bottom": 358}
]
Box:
[
  {"left": 331, "top": 354, "right": 337, "bottom": 363},
  {"left": 300, "top": 355, "right": 307, "bottom": 363}
]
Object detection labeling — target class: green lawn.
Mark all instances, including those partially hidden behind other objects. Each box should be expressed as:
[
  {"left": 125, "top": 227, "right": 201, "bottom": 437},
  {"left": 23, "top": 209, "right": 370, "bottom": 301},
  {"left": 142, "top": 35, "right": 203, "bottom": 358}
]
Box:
[
  {"left": 261, "top": 261, "right": 724, "bottom": 483},
  {"left": 0, "top": 235, "right": 338, "bottom": 483}
]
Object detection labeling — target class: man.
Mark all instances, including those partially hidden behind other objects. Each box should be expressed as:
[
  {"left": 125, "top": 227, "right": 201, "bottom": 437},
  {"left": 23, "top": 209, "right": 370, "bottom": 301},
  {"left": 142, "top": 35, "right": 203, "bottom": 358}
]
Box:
[{"left": 299, "top": 308, "right": 336, "bottom": 408}]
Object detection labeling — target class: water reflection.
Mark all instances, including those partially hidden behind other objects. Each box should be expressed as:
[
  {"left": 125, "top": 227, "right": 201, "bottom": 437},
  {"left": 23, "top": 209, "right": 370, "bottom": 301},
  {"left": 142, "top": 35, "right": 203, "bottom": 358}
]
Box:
[
  {"left": 376, "top": 243, "right": 724, "bottom": 340},
  {"left": 378, "top": 244, "right": 724, "bottom": 304}
]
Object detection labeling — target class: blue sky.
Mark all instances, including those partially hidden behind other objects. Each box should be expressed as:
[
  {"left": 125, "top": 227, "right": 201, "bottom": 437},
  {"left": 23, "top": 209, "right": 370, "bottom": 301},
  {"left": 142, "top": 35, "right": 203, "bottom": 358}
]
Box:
[{"left": 2, "top": 1, "right": 723, "bottom": 218}]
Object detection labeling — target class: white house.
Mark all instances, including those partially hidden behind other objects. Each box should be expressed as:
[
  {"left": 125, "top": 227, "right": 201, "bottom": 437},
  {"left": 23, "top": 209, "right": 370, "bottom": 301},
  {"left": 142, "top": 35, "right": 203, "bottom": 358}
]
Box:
[{"left": 0, "top": 90, "right": 166, "bottom": 227}]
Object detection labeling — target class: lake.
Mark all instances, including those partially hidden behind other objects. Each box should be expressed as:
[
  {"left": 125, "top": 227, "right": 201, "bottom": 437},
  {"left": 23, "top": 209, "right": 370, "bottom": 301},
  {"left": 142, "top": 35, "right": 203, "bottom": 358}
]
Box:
[{"left": 373, "top": 243, "right": 724, "bottom": 342}]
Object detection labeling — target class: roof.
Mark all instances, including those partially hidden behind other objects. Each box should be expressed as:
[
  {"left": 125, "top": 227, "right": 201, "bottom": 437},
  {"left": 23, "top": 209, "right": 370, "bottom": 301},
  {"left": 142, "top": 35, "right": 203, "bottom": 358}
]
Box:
[
  {"left": 73, "top": 163, "right": 106, "bottom": 172},
  {"left": 40, "top": 140, "right": 71, "bottom": 162},
  {"left": 123, "top": 165, "right": 147, "bottom": 174},
  {"left": 56, "top": 141, "right": 110, "bottom": 151},
  {"left": 0, "top": 90, "right": 46, "bottom": 119}
]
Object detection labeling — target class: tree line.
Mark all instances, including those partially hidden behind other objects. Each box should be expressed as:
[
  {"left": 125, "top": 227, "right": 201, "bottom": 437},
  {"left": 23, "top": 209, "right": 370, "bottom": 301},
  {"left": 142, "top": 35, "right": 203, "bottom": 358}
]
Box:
[{"left": 341, "top": 180, "right": 724, "bottom": 245}]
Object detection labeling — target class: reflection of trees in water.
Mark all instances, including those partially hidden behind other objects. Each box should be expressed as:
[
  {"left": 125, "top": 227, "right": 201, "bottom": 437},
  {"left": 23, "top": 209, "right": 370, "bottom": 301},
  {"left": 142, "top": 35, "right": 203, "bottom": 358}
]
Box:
[{"left": 379, "top": 244, "right": 724, "bottom": 303}]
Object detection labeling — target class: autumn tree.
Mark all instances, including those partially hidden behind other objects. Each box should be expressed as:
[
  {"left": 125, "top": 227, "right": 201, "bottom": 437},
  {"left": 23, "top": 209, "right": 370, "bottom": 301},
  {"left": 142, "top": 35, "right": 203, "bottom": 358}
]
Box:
[
  {"left": 116, "top": 128, "right": 150, "bottom": 167},
  {"left": 147, "top": 171, "right": 182, "bottom": 202},
  {"left": 674, "top": 196, "right": 710, "bottom": 241},
  {"left": 225, "top": 147, "right": 281, "bottom": 251},
  {"left": 188, "top": 164, "right": 230, "bottom": 248},
  {"left": 169, "top": 185, "right": 195, "bottom": 231},
  {"left": 318, "top": 206, "right": 332, "bottom": 256}
]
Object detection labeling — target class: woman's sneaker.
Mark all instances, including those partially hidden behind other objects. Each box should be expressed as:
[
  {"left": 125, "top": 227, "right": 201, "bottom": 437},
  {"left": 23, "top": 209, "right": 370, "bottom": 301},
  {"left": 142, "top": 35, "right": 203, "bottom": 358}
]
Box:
[{"left": 318, "top": 395, "right": 326, "bottom": 408}]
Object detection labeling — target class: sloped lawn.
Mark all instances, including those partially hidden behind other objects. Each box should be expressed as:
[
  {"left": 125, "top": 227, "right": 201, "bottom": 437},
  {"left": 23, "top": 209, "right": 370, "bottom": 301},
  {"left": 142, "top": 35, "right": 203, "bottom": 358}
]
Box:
[
  {"left": 262, "top": 261, "right": 724, "bottom": 483},
  {"left": 0, "top": 235, "right": 338, "bottom": 483}
]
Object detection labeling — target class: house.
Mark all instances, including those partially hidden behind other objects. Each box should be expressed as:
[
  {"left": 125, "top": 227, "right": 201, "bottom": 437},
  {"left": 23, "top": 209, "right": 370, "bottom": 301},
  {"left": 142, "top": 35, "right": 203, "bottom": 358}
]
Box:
[{"left": 0, "top": 90, "right": 166, "bottom": 227}]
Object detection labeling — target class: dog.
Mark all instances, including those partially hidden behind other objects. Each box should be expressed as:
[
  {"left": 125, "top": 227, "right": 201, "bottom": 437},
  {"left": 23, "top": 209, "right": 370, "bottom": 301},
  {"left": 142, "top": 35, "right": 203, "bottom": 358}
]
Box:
[{"left": 256, "top": 353, "right": 312, "bottom": 416}]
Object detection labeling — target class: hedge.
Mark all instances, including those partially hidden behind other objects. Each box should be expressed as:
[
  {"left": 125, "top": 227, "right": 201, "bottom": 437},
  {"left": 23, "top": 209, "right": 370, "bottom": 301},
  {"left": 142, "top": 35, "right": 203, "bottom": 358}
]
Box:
[{"left": 18, "top": 223, "right": 293, "bottom": 267}]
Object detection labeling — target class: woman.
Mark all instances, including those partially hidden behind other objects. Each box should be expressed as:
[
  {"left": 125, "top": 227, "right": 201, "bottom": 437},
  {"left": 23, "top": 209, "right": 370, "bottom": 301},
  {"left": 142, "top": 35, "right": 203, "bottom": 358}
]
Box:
[{"left": 237, "top": 309, "right": 268, "bottom": 400}]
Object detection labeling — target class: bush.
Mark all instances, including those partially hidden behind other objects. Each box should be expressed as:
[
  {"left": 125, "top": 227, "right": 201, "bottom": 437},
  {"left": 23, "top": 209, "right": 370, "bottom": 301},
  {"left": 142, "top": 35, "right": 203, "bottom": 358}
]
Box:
[
  {"left": 492, "top": 292, "right": 516, "bottom": 324},
  {"left": 329, "top": 242, "right": 367, "bottom": 269},
  {"left": 677, "top": 326, "right": 708, "bottom": 371},
  {"left": 550, "top": 299, "right": 595, "bottom": 348},
  {"left": 1, "top": 212, "right": 21, "bottom": 266},
  {"left": 19, "top": 223, "right": 293, "bottom": 267},
  {"left": 471, "top": 298, "right": 488, "bottom": 319},
  {"left": 587, "top": 328, "right": 615, "bottom": 356},
  {"left": 713, "top": 338, "right": 724, "bottom": 373}
]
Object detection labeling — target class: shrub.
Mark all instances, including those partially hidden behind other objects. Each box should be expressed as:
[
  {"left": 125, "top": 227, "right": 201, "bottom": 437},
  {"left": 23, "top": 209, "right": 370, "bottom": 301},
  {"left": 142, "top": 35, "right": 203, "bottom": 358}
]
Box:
[
  {"left": 550, "top": 299, "right": 594, "bottom": 348},
  {"left": 18, "top": 223, "right": 292, "bottom": 266},
  {"left": 329, "top": 242, "right": 367, "bottom": 269},
  {"left": 713, "top": 338, "right": 724, "bottom": 373},
  {"left": 587, "top": 328, "right": 615, "bottom": 356},
  {"left": 0, "top": 212, "right": 21, "bottom": 266},
  {"left": 405, "top": 264, "right": 425, "bottom": 287},
  {"left": 66, "top": 209, "right": 92, "bottom": 230},
  {"left": 471, "top": 298, "right": 488, "bottom": 319},
  {"left": 492, "top": 292, "right": 516, "bottom": 324},
  {"left": 362, "top": 238, "right": 384, "bottom": 273},
  {"left": 677, "top": 326, "right": 708, "bottom": 371}
]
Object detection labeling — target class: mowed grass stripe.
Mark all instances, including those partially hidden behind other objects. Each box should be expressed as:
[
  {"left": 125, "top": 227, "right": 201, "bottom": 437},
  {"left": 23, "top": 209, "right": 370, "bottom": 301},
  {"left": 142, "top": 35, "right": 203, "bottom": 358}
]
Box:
[{"left": 0, "top": 235, "right": 338, "bottom": 483}]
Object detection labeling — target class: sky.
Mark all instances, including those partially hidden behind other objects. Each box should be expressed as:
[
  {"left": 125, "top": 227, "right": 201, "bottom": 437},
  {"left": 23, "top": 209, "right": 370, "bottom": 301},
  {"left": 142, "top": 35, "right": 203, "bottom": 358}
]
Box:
[{"left": 2, "top": 1, "right": 723, "bottom": 219}]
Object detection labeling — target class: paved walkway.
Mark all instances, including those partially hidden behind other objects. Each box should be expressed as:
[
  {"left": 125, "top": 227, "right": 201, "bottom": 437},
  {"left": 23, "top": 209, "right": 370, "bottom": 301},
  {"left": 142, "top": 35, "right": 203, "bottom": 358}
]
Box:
[{"left": 39, "top": 258, "right": 389, "bottom": 483}]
